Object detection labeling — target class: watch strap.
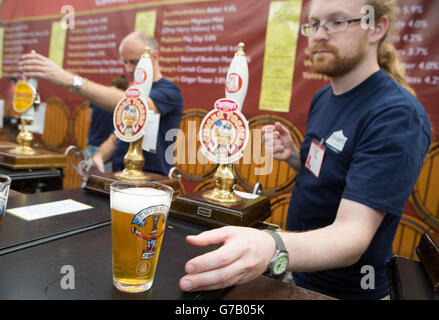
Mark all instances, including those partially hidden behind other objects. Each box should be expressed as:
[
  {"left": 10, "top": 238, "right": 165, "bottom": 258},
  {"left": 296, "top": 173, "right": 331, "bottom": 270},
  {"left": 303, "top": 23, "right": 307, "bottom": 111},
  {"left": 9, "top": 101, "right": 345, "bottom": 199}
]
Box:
[
  {"left": 263, "top": 230, "right": 288, "bottom": 278},
  {"left": 265, "top": 230, "right": 287, "bottom": 253}
]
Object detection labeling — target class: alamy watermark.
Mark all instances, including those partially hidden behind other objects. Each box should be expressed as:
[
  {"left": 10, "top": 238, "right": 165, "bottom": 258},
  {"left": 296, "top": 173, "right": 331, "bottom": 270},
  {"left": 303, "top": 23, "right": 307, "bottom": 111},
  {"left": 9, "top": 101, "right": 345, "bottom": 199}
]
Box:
[
  {"left": 164, "top": 124, "right": 275, "bottom": 176},
  {"left": 360, "top": 265, "right": 375, "bottom": 290},
  {"left": 60, "top": 265, "right": 75, "bottom": 290},
  {"left": 61, "top": 5, "right": 75, "bottom": 30},
  {"left": 361, "top": 5, "right": 375, "bottom": 30}
]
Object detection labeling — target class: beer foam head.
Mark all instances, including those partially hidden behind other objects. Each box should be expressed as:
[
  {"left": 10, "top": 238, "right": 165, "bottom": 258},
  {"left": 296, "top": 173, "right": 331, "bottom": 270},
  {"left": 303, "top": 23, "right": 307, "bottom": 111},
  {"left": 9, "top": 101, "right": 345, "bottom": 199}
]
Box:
[{"left": 111, "top": 187, "right": 171, "bottom": 214}]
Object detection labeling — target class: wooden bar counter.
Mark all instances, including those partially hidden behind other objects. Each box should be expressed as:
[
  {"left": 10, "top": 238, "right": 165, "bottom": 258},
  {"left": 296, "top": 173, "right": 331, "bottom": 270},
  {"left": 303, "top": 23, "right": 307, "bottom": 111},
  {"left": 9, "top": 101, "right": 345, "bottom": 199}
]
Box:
[{"left": 0, "top": 188, "right": 335, "bottom": 301}]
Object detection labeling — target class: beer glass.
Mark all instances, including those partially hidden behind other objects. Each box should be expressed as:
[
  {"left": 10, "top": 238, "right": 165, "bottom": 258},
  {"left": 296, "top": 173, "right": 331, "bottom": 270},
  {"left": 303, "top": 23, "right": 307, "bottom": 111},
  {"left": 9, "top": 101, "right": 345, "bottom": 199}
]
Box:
[
  {"left": 110, "top": 180, "right": 173, "bottom": 293},
  {"left": 0, "top": 174, "right": 12, "bottom": 230}
]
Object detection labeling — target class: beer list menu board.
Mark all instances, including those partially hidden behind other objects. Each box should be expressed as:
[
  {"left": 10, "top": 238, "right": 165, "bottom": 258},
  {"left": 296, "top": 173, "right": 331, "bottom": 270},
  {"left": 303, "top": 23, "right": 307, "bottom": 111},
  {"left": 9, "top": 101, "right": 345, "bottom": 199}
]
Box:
[
  {"left": 394, "top": 2, "right": 439, "bottom": 88},
  {"left": 63, "top": 16, "right": 125, "bottom": 77},
  {"left": 153, "top": 1, "right": 270, "bottom": 114},
  {"left": 159, "top": 6, "right": 239, "bottom": 86},
  {"left": 2, "top": 22, "right": 51, "bottom": 77},
  {"left": 396, "top": 1, "right": 439, "bottom": 140},
  {"left": 0, "top": 0, "right": 438, "bottom": 139}
]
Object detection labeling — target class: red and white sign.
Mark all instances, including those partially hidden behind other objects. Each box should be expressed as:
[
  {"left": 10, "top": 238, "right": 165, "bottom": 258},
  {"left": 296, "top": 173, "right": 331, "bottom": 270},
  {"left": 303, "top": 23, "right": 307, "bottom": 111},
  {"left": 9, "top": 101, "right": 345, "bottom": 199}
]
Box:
[
  {"left": 226, "top": 73, "right": 243, "bottom": 94},
  {"left": 199, "top": 98, "right": 249, "bottom": 164},
  {"left": 214, "top": 98, "right": 239, "bottom": 112},
  {"left": 134, "top": 68, "right": 147, "bottom": 85},
  {"left": 125, "top": 87, "right": 141, "bottom": 99},
  {"left": 113, "top": 94, "right": 148, "bottom": 143}
]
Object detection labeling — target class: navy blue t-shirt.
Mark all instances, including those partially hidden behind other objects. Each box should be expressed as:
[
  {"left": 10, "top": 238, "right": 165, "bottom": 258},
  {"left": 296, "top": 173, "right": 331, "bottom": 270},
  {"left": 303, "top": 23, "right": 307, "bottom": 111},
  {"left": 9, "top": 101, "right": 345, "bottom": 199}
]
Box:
[
  {"left": 88, "top": 103, "right": 114, "bottom": 147},
  {"left": 287, "top": 70, "right": 431, "bottom": 300},
  {"left": 112, "top": 78, "right": 183, "bottom": 176}
]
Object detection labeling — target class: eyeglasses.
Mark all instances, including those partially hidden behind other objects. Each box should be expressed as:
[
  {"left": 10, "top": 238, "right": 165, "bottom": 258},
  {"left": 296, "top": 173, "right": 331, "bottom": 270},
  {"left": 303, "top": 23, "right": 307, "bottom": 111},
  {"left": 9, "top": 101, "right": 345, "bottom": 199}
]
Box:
[{"left": 300, "top": 17, "right": 363, "bottom": 37}]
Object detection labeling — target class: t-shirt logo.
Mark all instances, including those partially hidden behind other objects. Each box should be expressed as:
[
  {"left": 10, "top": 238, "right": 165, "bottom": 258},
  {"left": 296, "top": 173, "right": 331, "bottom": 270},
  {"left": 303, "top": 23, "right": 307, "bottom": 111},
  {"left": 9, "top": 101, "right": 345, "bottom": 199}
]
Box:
[{"left": 326, "top": 130, "right": 348, "bottom": 153}]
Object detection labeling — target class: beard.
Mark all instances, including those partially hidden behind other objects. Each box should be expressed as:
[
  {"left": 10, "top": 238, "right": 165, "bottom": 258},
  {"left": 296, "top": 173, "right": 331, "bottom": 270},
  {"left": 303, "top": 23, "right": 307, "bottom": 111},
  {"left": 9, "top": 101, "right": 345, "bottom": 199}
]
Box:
[{"left": 310, "top": 39, "right": 367, "bottom": 78}]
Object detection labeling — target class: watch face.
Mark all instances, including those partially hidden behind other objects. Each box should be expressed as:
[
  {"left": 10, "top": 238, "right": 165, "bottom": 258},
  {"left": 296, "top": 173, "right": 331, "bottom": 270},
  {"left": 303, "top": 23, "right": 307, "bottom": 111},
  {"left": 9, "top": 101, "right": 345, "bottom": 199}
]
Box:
[
  {"left": 273, "top": 255, "right": 289, "bottom": 275},
  {"left": 73, "top": 76, "right": 83, "bottom": 88}
]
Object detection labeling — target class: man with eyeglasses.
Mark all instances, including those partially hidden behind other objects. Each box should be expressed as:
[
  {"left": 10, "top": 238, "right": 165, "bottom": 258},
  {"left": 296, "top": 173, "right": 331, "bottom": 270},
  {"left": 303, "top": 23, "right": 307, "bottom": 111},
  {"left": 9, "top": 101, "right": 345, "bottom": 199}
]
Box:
[
  {"left": 20, "top": 31, "right": 183, "bottom": 176},
  {"left": 179, "top": 0, "right": 431, "bottom": 300}
]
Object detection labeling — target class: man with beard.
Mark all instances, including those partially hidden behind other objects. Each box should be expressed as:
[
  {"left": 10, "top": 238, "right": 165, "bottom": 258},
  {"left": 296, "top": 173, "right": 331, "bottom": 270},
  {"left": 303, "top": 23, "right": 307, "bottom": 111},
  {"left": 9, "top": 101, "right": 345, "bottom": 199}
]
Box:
[{"left": 178, "top": 0, "right": 431, "bottom": 300}]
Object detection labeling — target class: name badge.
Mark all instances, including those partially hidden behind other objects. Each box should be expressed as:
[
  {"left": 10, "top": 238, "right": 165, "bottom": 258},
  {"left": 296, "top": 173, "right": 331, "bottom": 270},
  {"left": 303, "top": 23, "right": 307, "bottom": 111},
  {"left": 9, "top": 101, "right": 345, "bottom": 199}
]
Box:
[{"left": 305, "top": 139, "right": 325, "bottom": 178}]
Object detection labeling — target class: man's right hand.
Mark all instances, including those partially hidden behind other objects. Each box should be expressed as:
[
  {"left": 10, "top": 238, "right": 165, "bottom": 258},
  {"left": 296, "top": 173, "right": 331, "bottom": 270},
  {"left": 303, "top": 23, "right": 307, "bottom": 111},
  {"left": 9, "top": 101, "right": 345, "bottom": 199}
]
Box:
[{"left": 19, "top": 52, "right": 74, "bottom": 88}]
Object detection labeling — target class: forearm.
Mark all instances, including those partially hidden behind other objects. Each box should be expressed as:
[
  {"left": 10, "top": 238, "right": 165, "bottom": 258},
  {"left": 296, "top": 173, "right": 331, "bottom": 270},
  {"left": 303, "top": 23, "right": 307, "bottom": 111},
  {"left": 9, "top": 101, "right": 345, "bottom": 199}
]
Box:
[
  {"left": 76, "top": 79, "right": 125, "bottom": 113},
  {"left": 19, "top": 53, "right": 125, "bottom": 112},
  {"left": 280, "top": 200, "right": 384, "bottom": 272},
  {"left": 279, "top": 226, "right": 363, "bottom": 273},
  {"left": 80, "top": 79, "right": 159, "bottom": 113}
]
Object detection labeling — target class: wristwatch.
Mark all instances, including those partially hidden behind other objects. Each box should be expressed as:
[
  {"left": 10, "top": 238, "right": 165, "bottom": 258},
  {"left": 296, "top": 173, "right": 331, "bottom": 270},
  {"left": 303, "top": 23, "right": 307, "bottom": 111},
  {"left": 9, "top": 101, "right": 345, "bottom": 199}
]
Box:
[
  {"left": 264, "top": 230, "right": 289, "bottom": 278},
  {"left": 70, "top": 75, "right": 84, "bottom": 93}
]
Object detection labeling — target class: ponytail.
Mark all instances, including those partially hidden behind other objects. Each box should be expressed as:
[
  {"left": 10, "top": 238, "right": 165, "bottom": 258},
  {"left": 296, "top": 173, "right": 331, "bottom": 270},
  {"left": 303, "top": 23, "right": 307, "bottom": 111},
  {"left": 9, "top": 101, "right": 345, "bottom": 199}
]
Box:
[
  {"left": 367, "top": 0, "right": 416, "bottom": 96},
  {"left": 378, "top": 42, "right": 416, "bottom": 96}
]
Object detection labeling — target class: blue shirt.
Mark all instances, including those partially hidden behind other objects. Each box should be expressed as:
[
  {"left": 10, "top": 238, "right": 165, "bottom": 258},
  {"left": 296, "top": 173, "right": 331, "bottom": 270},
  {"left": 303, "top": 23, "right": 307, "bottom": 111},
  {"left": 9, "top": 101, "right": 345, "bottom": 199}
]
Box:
[
  {"left": 287, "top": 70, "right": 431, "bottom": 300},
  {"left": 87, "top": 103, "right": 114, "bottom": 147},
  {"left": 112, "top": 78, "right": 183, "bottom": 176}
]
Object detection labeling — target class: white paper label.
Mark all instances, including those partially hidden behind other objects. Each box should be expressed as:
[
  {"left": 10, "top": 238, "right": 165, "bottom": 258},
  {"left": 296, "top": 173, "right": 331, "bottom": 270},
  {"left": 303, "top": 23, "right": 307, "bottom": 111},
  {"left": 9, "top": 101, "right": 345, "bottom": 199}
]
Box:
[
  {"left": 142, "top": 111, "right": 160, "bottom": 153},
  {"left": 22, "top": 102, "right": 47, "bottom": 134},
  {"left": 7, "top": 199, "right": 93, "bottom": 221}
]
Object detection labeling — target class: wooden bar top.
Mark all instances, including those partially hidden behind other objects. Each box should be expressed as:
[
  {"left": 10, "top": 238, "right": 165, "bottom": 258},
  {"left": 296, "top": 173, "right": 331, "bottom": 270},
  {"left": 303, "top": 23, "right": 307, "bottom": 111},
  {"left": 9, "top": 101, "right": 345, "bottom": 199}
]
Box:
[{"left": 221, "top": 275, "right": 336, "bottom": 300}]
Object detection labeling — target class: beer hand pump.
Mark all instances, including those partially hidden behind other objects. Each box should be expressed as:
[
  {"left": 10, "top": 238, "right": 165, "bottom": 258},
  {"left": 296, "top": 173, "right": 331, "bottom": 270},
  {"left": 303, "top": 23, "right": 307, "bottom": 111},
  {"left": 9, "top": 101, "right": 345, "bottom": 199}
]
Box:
[
  {"left": 225, "top": 42, "right": 249, "bottom": 110},
  {"left": 113, "top": 47, "right": 152, "bottom": 180},
  {"left": 170, "top": 43, "right": 272, "bottom": 228},
  {"left": 11, "top": 50, "right": 40, "bottom": 155},
  {"left": 200, "top": 42, "right": 249, "bottom": 205}
]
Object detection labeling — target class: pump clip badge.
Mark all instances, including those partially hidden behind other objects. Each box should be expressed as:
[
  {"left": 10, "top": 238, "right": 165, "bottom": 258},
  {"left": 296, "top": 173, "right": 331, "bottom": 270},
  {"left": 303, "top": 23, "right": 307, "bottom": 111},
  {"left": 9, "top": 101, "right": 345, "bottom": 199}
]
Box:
[
  {"left": 113, "top": 87, "right": 147, "bottom": 143},
  {"left": 131, "top": 205, "right": 168, "bottom": 260},
  {"left": 13, "top": 81, "right": 36, "bottom": 113},
  {"left": 199, "top": 98, "right": 249, "bottom": 164}
]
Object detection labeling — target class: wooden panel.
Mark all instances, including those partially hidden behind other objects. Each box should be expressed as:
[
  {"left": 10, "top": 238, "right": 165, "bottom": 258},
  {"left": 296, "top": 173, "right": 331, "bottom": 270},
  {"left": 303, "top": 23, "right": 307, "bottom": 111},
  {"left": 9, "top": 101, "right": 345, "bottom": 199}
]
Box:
[
  {"left": 174, "top": 108, "right": 218, "bottom": 181},
  {"left": 265, "top": 192, "right": 292, "bottom": 230},
  {"left": 410, "top": 141, "right": 439, "bottom": 230},
  {"left": 62, "top": 145, "right": 84, "bottom": 190},
  {"left": 235, "top": 114, "right": 303, "bottom": 196},
  {"left": 71, "top": 101, "right": 91, "bottom": 150},
  {"left": 393, "top": 214, "right": 433, "bottom": 260},
  {"left": 39, "top": 97, "right": 70, "bottom": 151},
  {"left": 63, "top": 164, "right": 83, "bottom": 190}
]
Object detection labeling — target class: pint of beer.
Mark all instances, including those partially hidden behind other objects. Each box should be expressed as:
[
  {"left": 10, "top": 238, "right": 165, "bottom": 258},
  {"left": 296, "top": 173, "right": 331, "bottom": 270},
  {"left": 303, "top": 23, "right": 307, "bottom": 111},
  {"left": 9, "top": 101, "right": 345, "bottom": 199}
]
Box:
[
  {"left": 0, "top": 174, "right": 11, "bottom": 231},
  {"left": 110, "top": 180, "right": 173, "bottom": 293}
]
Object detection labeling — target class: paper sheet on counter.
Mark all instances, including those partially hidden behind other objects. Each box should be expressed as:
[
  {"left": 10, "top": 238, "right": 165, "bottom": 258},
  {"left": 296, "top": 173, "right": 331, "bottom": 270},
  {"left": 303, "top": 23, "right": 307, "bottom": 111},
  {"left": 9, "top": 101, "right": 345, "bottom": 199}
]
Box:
[{"left": 7, "top": 199, "right": 93, "bottom": 221}]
